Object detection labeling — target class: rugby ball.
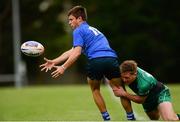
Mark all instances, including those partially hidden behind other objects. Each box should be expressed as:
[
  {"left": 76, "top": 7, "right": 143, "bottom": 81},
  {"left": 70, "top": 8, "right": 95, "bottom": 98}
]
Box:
[{"left": 21, "top": 41, "right": 44, "bottom": 57}]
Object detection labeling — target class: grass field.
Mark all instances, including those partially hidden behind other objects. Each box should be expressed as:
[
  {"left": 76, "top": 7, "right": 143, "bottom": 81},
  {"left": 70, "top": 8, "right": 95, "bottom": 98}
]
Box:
[{"left": 0, "top": 84, "right": 180, "bottom": 121}]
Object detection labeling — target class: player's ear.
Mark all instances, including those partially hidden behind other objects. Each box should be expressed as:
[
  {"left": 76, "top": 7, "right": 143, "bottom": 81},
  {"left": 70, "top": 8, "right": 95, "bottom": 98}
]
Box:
[
  {"left": 77, "top": 16, "right": 82, "bottom": 21},
  {"left": 134, "top": 72, "right": 137, "bottom": 76}
]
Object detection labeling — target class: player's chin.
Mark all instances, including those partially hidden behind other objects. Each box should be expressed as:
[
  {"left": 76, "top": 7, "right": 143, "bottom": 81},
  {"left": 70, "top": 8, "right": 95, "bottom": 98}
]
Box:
[
  {"left": 69, "top": 25, "right": 74, "bottom": 29},
  {"left": 72, "top": 26, "right": 76, "bottom": 30}
]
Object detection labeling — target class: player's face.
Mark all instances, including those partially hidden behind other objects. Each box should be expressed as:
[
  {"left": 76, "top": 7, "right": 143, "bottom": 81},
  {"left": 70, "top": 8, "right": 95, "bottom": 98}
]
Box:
[
  {"left": 121, "top": 72, "right": 137, "bottom": 85},
  {"left": 68, "top": 15, "right": 79, "bottom": 29}
]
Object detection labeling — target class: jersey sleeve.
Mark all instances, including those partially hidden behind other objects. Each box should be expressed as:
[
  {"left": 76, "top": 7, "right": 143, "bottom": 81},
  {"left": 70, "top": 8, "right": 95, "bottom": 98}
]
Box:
[
  {"left": 138, "top": 83, "right": 153, "bottom": 96},
  {"left": 73, "top": 29, "right": 84, "bottom": 47}
]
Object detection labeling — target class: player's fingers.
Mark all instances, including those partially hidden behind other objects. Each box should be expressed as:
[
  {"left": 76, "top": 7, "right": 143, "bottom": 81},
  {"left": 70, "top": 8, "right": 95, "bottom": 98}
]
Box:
[
  {"left": 39, "top": 63, "right": 45, "bottom": 67},
  {"left": 52, "top": 74, "right": 58, "bottom": 78},
  {"left": 52, "top": 72, "right": 59, "bottom": 78},
  {"left": 54, "top": 75, "right": 59, "bottom": 78},
  {"left": 45, "top": 68, "right": 49, "bottom": 72},
  {"left": 41, "top": 67, "right": 47, "bottom": 71},
  {"left": 51, "top": 70, "right": 57, "bottom": 75},
  {"left": 119, "top": 86, "right": 124, "bottom": 90},
  {"left": 44, "top": 57, "right": 49, "bottom": 61}
]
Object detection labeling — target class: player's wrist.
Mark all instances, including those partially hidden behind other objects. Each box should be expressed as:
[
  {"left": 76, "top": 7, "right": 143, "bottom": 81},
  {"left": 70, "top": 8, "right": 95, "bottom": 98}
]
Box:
[{"left": 61, "top": 65, "right": 66, "bottom": 70}]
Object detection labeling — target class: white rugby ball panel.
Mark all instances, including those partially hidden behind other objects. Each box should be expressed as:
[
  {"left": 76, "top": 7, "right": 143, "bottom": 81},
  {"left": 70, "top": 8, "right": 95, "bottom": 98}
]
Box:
[{"left": 21, "top": 41, "right": 44, "bottom": 57}]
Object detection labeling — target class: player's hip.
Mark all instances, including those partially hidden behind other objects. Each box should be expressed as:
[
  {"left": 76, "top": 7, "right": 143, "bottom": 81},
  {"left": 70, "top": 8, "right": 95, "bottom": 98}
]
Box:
[
  {"left": 143, "top": 86, "right": 171, "bottom": 112},
  {"left": 86, "top": 57, "right": 120, "bottom": 80}
]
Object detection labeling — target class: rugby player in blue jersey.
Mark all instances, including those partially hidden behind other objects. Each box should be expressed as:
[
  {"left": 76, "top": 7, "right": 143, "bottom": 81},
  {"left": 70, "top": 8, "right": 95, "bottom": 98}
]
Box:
[{"left": 40, "top": 5, "right": 135, "bottom": 121}]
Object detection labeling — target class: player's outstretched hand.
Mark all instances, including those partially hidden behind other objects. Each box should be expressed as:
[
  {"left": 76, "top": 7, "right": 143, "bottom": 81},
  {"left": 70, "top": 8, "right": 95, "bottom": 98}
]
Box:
[
  {"left": 40, "top": 57, "right": 55, "bottom": 72},
  {"left": 51, "top": 66, "right": 65, "bottom": 78}
]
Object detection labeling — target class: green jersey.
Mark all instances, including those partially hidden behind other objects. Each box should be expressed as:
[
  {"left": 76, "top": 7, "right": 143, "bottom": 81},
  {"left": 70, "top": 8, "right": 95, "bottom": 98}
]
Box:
[
  {"left": 129, "top": 67, "right": 158, "bottom": 96},
  {"left": 129, "top": 67, "right": 171, "bottom": 112}
]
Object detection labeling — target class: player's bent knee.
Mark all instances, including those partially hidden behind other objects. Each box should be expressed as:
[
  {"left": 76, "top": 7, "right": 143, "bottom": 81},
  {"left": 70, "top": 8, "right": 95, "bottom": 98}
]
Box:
[
  {"left": 146, "top": 111, "right": 160, "bottom": 120},
  {"left": 149, "top": 115, "right": 159, "bottom": 120}
]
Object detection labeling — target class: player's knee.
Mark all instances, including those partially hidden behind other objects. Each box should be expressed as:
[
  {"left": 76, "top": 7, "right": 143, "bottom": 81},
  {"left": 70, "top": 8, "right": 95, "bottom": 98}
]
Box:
[
  {"left": 149, "top": 115, "right": 159, "bottom": 120},
  {"left": 147, "top": 111, "right": 160, "bottom": 120}
]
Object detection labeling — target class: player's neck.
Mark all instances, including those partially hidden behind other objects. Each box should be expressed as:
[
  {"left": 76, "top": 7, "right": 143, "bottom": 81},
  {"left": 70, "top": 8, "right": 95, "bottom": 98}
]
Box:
[{"left": 78, "top": 20, "right": 86, "bottom": 26}]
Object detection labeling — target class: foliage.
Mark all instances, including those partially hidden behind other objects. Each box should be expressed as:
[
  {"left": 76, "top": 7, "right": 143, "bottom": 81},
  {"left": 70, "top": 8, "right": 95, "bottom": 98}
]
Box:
[{"left": 1, "top": 0, "right": 180, "bottom": 83}]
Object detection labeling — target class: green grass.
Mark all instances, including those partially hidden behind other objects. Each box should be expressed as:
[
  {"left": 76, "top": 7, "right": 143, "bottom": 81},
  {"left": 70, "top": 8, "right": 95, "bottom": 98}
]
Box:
[{"left": 0, "top": 84, "right": 179, "bottom": 121}]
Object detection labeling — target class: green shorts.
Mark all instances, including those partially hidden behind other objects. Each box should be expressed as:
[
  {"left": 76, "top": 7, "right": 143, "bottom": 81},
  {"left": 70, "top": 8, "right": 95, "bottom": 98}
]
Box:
[{"left": 143, "top": 86, "right": 171, "bottom": 112}]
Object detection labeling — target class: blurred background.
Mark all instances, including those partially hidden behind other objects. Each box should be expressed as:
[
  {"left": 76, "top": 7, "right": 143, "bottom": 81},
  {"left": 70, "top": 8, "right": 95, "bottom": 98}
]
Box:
[{"left": 0, "top": 0, "right": 180, "bottom": 87}]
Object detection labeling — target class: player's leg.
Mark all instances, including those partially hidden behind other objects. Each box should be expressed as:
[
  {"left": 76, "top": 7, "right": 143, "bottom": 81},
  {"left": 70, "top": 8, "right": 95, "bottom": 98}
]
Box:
[
  {"left": 87, "top": 77, "right": 110, "bottom": 120},
  {"left": 145, "top": 109, "right": 160, "bottom": 120},
  {"left": 103, "top": 57, "right": 135, "bottom": 120},
  {"left": 157, "top": 86, "right": 179, "bottom": 120},
  {"left": 108, "top": 78, "right": 132, "bottom": 111},
  {"left": 158, "top": 101, "right": 178, "bottom": 120},
  {"left": 108, "top": 78, "right": 135, "bottom": 120},
  {"left": 154, "top": 86, "right": 179, "bottom": 120},
  {"left": 142, "top": 98, "right": 160, "bottom": 120},
  {"left": 86, "top": 58, "right": 111, "bottom": 120}
]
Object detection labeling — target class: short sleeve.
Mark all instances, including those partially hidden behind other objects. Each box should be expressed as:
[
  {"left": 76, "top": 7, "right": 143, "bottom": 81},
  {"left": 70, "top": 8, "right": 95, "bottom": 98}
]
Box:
[
  {"left": 73, "top": 29, "right": 84, "bottom": 47},
  {"left": 138, "top": 84, "right": 152, "bottom": 96},
  {"left": 139, "top": 89, "right": 149, "bottom": 96}
]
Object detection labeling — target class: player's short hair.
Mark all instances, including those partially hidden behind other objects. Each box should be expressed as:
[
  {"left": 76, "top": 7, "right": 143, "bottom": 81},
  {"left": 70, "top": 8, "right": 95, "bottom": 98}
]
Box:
[
  {"left": 68, "top": 5, "right": 87, "bottom": 21},
  {"left": 120, "top": 60, "right": 137, "bottom": 74}
]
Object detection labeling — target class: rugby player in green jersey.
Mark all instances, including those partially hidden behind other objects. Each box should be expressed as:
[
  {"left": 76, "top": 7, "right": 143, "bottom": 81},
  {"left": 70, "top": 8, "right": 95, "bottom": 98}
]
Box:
[{"left": 113, "top": 60, "right": 179, "bottom": 121}]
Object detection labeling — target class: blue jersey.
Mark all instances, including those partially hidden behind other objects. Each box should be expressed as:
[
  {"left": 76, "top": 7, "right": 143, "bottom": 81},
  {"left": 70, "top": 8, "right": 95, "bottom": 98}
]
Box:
[{"left": 73, "top": 22, "right": 117, "bottom": 59}]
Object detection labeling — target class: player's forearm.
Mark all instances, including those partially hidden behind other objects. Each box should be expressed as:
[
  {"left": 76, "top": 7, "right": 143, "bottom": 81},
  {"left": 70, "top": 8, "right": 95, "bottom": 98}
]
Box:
[
  {"left": 52, "top": 49, "right": 73, "bottom": 65},
  {"left": 125, "top": 93, "right": 145, "bottom": 104},
  {"left": 62, "top": 47, "right": 81, "bottom": 70}
]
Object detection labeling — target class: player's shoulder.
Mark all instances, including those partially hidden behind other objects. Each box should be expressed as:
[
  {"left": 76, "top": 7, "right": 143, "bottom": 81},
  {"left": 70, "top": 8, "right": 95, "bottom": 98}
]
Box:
[
  {"left": 74, "top": 22, "right": 89, "bottom": 33},
  {"left": 137, "top": 67, "right": 156, "bottom": 88},
  {"left": 137, "top": 67, "right": 153, "bottom": 79}
]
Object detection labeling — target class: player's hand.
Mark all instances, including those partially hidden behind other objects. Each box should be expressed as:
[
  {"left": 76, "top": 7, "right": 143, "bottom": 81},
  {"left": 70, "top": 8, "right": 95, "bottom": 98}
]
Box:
[
  {"left": 40, "top": 57, "right": 55, "bottom": 72},
  {"left": 51, "top": 66, "right": 65, "bottom": 78},
  {"left": 118, "top": 86, "right": 127, "bottom": 97},
  {"left": 113, "top": 86, "right": 126, "bottom": 97}
]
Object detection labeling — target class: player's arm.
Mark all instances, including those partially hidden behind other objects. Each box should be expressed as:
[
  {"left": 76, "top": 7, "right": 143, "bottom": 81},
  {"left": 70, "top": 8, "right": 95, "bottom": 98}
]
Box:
[
  {"left": 122, "top": 92, "right": 147, "bottom": 104},
  {"left": 51, "top": 46, "right": 82, "bottom": 78},
  {"left": 115, "top": 87, "right": 147, "bottom": 104},
  {"left": 111, "top": 81, "right": 136, "bottom": 120},
  {"left": 40, "top": 48, "right": 73, "bottom": 72},
  {"left": 52, "top": 48, "right": 73, "bottom": 65},
  {"left": 60, "top": 46, "right": 81, "bottom": 70}
]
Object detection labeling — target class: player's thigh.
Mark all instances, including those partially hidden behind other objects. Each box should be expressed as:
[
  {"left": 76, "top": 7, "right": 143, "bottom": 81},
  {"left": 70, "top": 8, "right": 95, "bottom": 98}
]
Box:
[
  {"left": 146, "top": 109, "right": 160, "bottom": 120},
  {"left": 108, "top": 77, "right": 124, "bottom": 88},
  {"left": 158, "top": 102, "right": 178, "bottom": 120},
  {"left": 108, "top": 78, "right": 126, "bottom": 96},
  {"left": 87, "top": 77, "right": 101, "bottom": 91}
]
